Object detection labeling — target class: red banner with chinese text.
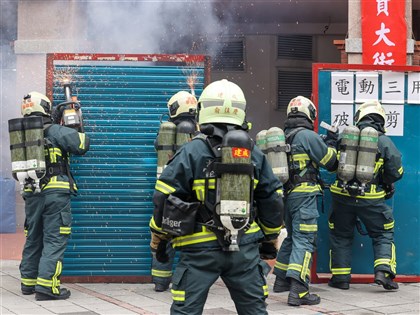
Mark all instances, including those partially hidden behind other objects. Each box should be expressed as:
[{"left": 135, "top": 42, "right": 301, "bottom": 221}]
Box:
[{"left": 362, "top": 0, "right": 406, "bottom": 65}]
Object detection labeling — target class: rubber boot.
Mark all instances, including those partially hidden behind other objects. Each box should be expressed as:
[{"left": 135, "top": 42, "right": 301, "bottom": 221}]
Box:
[
  {"left": 287, "top": 278, "right": 321, "bottom": 306},
  {"left": 273, "top": 276, "right": 290, "bottom": 292},
  {"left": 35, "top": 288, "right": 71, "bottom": 301},
  {"left": 374, "top": 271, "right": 399, "bottom": 290},
  {"left": 154, "top": 282, "right": 170, "bottom": 292}
]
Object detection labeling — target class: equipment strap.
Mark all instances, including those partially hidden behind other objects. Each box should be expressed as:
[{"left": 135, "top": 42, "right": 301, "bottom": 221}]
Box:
[
  {"left": 156, "top": 145, "right": 176, "bottom": 150},
  {"left": 358, "top": 147, "right": 378, "bottom": 153},
  {"left": 10, "top": 143, "right": 25, "bottom": 150},
  {"left": 265, "top": 144, "right": 289, "bottom": 153},
  {"left": 339, "top": 144, "right": 358, "bottom": 151},
  {"left": 213, "top": 162, "right": 254, "bottom": 176}
]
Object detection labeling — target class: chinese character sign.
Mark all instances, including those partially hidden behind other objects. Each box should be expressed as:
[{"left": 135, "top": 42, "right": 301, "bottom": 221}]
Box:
[
  {"left": 362, "top": 0, "right": 406, "bottom": 66},
  {"left": 407, "top": 72, "right": 420, "bottom": 104},
  {"left": 382, "top": 104, "right": 404, "bottom": 136},
  {"left": 331, "top": 72, "right": 354, "bottom": 103},
  {"left": 381, "top": 72, "right": 405, "bottom": 104},
  {"left": 355, "top": 72, "right": 379, "bottom": 103}
]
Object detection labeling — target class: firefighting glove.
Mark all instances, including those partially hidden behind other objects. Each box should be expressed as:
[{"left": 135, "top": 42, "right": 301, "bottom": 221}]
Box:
[
  {"left": 323, "top": 130, "right": 339, "bottom": 148},
  {"left": 383, "top": 183, "right": 395, "bottom": 200},
  {"left": 259, "top": 239, "right": 279, "bottom": 260},
  {"left": 156, "top": 240, "right": 170, "bottom": 263}
]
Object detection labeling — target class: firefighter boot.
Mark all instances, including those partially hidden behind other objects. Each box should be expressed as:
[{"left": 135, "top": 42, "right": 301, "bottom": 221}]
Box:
[
  {"left": 374, "top": 271, "right": 399, "bottom": 290},
  {"left": 35, "top": 288, "right": 71, "bottom": 301},
  {"left": 287, "top": 278, "right": 321, "bottom": 306},
  {"left": 273, "top": 276, "right": 290, "bottom": 292},
  {"left": 21, "top": 284, "right": 35, "bottom": 295},
  {"left": 154, "top": 282, "right": 170, "bottom": 292},
  {"left": 328, "top": 277, "right": 350, "bottom": 290}
]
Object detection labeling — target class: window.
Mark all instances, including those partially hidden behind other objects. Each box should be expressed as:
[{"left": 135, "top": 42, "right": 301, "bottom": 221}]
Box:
[
  {"left": 212, "top": 39, "right": 245, "bottom": 71},
  {"left": 278, "top": 70, "right": 312, "bottom": 109},
  {"left": 277, "top": 35, "right": 313, "bottom": 60}
]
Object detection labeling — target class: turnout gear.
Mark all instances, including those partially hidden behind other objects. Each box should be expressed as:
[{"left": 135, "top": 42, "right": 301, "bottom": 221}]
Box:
[
  {"left": 273, "top": 276, "right": 290, "bottom": 292},
  {"left": 17, "top": 91, "right": 90, "bottom": 300},
  {"left": 329, "top": 100, "right": 403, "bottom": 290},
  {"left": 273, "top": 96, "right": 337, "bottom": 304},
  {"left": 150, "top": 79, "right": 284, "bottom": 314}
]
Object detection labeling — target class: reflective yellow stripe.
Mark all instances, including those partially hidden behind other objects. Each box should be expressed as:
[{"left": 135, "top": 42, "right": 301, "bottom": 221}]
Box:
[
  {"left": 21, "top": 278, "right": 37, "bottom": 286},
  {"left": 24, "top": 228, "right": 28, "bottom": 237},
  {"left": 37, "top": 278, "right": 53, "bottom": 287},
  {"left": 330, "top": 183, "right": 386, "bottom": 199},
  {"left": 301, "top": 252, "right": 311, "bottom": 281},
  {"left": 151, "top": 269, "right": 172, "bottom": 277},
  {"left": 149, "top": 217, "right": 165, "bottom": 233},
  {"left": 299, "top": 224, "right": 318, "bottom": 232},
  {"left": 274, "top": 261, "right": 288, "bottom": 271},
  {"left": 390, "top": 243, "right": 396, "bottom": 274},
  {"left": 263, "top": 284, "right": 269, "bottom": 297},
  {"left": 276, "top": 188, "right": 284, "bottom": 197},
  {"left": 79, "top": 133, "right": 86, "bottom": 150},
  {"left": 320, "top": 147, "right": 336, "bottom": 165},
  {"left": 398, "top": 167, "right": 403, "bottom": 175},
  {"left": 245, "top": 222, "right": 261, "bottom": 234},
  {"left": 172, "top": 227, "right": 217, "bottom": 248},
  {"left": 258, "top": 221, "right": 281, "bottom": 235},
  {"left": 290, "top": 183, "right": 321, "bottom": 193},
  {"left": 292, "top": 153, "right": 310, "bottom": 160},
  {"left": 374, "top": 258, "right": 392, "bottom": 268},
  {"left": 331, "top": 267, "right": 351, "bottom": 275},
  {"left": 171, "top": 289, "right": 185, "bottom": 301},
  {"left": 373, "top": 158, "right": 384, "bottom": 174},
  {"left": 52, "top": 261, "right": 62, "bottom": 294},
  {"left": 288, "top": 263, "right": 303, "bottom": 273},
  {"left": 299, "top": 291, "right": 309, "bottom": 298},
  {"left": 155, "top": 180, "right": 176, "bottom": 195},
  {"left": 60, "top": 227, "right": 71, "bottom": 234},
  {"left": 384, "top": 221, "right": 394, "bottom": 230},
  {"left": 328, "top": 221, "right": 334, "bottom": 229}
]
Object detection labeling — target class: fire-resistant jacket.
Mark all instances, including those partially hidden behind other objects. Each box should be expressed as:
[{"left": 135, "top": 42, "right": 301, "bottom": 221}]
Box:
[
  {"left": 24, "top": 122, "right": 90, "bottom": 194},
  {"left": 150, "top": 135, "right": 284, "bottom": 250},
  {"left": 330, "top": 123, "right": 403, "bottom": 200},
  {"left": 286, "top": 128, "right": 338, "bottom": 197}
]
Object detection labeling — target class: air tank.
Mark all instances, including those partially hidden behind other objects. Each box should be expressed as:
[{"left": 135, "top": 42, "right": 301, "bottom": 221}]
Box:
[
  {"left": 8, "top": 118, "right": 28, "bottom": 191},
  {"left": 356, "top": 126, "right": 379, "bottom": 194},
  {"left": 156, "top": 121, "right": 177, "bottom": 178},
  {"left": 255, "top": 129, "right": 267, "bottom": 154},
  {"left": 265, "top": 127, "right": 289, "bottom": 184},
  {"left": 23, "top": 116, "right": 46, "bottom": 193},
  {"left": 337, "top": 125, "right": 360, "bottom": 188},
  {"left": 175, "top": 120, "right": 196, "bottom": 150}
]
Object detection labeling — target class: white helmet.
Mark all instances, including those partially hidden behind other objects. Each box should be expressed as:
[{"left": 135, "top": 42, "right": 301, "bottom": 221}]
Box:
[
  {"left": 354, "top": 100, "right": 386, "bottom": 124},
  {"left": 167, "top": 91, "right": 198, "bottom": 118},
  {"left": 198, "top": 79, "right": 246, "bottom": 126},
  {"left": 21, "top": 91, "right": 52, "bottom": 117},
  {"left": 286, "top": 96, "right": 317, "bottom": 122}
]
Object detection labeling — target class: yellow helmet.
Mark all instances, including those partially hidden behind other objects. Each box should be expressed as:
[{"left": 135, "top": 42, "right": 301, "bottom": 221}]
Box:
[
  {"left": 167, "top": 91, "right": 198, "bottom": 118},
  {"left": 198, "top": 79, "right": 246, "bottom": 126},
  {"left": 354, "top": 100, "right": 386, "bottom": 124},
  {"left": 21, "top": 91, "right": 52, "bottom": 117},
  {"left": 286, "top": 96, "right": 317, "bottom": 122}
]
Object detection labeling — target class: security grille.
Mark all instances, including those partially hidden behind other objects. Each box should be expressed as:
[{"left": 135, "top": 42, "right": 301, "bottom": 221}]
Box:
[
  {"left": 278, "top": 70, "right": 312, "bottom": 109},
  {"left": 277, "top": 35, "right": 313, "bottom": 60},
  {"left": 212, "top": 39, "right": 245, "bottom": 71}
]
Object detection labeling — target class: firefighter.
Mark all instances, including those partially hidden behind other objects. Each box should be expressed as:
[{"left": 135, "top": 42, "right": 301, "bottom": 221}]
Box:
[
  {"left": 151, "top": 90, "right": 198, "bottom": 292},
  {"left": 272, "top": 96, "right": 338, "bottom": 306},
  {"left": 18, "top": 92, "right": 90, "bottom": 300},
  {"left": 328, "top": 100, "right": 403, "bottom": 291},
  {"left": 149, "top": 79, "right": 284, "bottom": 315}
]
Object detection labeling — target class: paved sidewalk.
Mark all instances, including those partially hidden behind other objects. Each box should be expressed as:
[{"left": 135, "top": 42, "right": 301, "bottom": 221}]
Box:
[{"left": 1, "top": 260, "right": 419, "bottom": 315}]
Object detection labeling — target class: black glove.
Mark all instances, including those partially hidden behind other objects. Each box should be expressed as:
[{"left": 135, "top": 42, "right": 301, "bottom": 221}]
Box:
[
  {"left": 259, "top": 240, "right": 278, "bottom": 260},
  {"left": 323, "top": 130, "right": 339, "bottom": 148},
  {"left": 383, "top": 183, "right": 395, "bottom": 200},
  {"left": 156, "top": 240, "right": 169, "bottom": 263}
]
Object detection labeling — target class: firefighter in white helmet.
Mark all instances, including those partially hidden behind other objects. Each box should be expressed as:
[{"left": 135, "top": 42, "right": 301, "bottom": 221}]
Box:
[
  {"left": 17, "top": 91, "right": 90, "bottom": 300},
  {"left": 151, "top": 90, "right": 198, "bottom": 292},
  {"left": 272, "top": 96, "right": 338, "bottom": 306},
  {"left": 149, "top": 79, "right": 284, "bottom": 314},
  {"left": 328, "top": 100, "right": 403, "bottom": 291}
]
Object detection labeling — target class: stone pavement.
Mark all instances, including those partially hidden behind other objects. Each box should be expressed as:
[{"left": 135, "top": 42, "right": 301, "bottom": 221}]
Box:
[{"left": 1, "top": 260, "right": 419, "bottom": 315}]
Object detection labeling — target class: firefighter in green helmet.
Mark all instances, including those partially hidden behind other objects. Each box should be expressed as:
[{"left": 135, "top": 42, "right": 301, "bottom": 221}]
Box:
[
  {"left": 151, "top": 90, "right": 198, "bottom": 292},
  {"left": 272, "top": 96, "right": 338, "bottom": 306},
  {"left": 149, "top": 79, "right": 284, "bottom": 314},
  {"left": 17, "top": 91, "right": 90, "bottom": 300},
  {"left": 328, "top": 100, "right": 403, "bottom": 291}
]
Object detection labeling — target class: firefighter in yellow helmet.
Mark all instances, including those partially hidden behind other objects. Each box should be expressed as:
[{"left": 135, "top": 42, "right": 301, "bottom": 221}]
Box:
[
  {"left": 272, "top": 96, "right": 338, "bottom": 306},
  {"left": 328, "top": 100, "right": 403, "bottom": 290},
  {"left": 151, "top": 90, "right": 198, "bottom": 292},
  {"left": 18, "top": 91, "right": 90, "bottom": 300},
  {"left": 149, "top": 79, "right": 284, "bottom": 314}
]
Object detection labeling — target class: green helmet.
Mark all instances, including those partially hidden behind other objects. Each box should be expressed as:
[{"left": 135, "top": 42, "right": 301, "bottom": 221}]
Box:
[
  {"left": 354, "top": 100, "right": 386, "bottom": 124},
  {"left": 198, "top": 79, "right": 246, "bottom": 126},
  {"left": 21, "top": 91, "right": 52, "bottom": 117},
  {"left": 167, "top": 91, "right": 198, "bottom": 118},
  {"left": 286, "top": 95, "right": 317, "bottom": 122}
]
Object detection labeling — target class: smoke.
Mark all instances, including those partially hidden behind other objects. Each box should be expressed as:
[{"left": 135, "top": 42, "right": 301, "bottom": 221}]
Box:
[{"left": 84, "top": 0, "right": 230, "bottom": 56}]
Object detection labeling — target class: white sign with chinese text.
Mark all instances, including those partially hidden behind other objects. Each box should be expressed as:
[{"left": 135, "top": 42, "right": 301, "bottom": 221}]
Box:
[
  {"left": 381, "top": 72, "right": 405, "bottom": 104},
  {"left": 331, "top": 104, "right": 354, "bottom": 133},
  {"left": 382, "top": 104, "right": 404, "bottom": 136},
  {"left": 331, "top": 72, "right": 354, "bottom": 103},
  {"left": 407, "top": 72, "right": 420, "bottom": 104},
  {"left": 355, "top": 72, "right": 379, "bottom": 103}
]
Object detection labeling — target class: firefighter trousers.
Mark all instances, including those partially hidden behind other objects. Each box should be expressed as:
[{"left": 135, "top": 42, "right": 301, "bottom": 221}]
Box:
[
  {"left": 273, "top": 194, "right": 318, "bottom": 286},
  {"left": 170, "top": 242, "right": 271, "bottom": 315},
  {"left": 328, "top": 196, "right": 396, "bottom": 282},
  {"left": 20, "top": 191, "right": 72, "bottom": 295},
  {"left": 151, "top": 241, "right": 176, "bottom": 286}
]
